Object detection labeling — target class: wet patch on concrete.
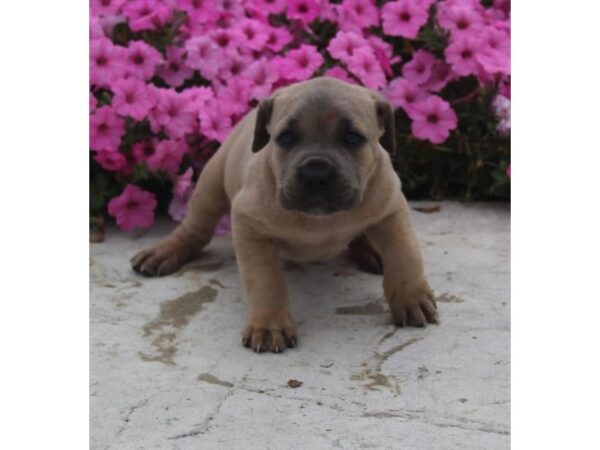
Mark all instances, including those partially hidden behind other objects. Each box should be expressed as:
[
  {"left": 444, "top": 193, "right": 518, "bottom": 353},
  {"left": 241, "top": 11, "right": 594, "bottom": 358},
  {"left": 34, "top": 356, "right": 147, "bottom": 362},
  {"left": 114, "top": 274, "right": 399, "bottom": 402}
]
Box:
[
  {"left": 139, "top": 285, "right": 218, "bottom": 365},
  {"left": 335, "top": 300, "right": 386, "bottom": 315},
  {"left": 197, "top": 373, "right": 234, "bottom": 388},
  {"left": 351, "top": 336, "right": 423, "bottom": 395}
]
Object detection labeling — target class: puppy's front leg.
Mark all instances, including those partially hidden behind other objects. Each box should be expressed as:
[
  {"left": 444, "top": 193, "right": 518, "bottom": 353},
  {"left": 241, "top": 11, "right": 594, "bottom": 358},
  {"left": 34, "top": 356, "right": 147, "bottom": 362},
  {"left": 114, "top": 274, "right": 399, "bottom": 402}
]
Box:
[
  {"left": 366, "top": 198, "right": 438, "bottom": 327},
  {"left": 233, "top": 221, "right": 297, "bottom": 353}
]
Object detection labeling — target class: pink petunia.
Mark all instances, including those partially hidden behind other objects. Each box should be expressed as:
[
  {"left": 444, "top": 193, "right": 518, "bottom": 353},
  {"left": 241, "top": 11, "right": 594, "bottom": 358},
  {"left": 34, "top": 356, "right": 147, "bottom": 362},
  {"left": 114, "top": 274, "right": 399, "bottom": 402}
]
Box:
[
  {"left": 156, "top": 47, "right": 194, "bottom": 88},
  {"left": 131, "top": 139, "right": 159, "bottom": 163},
  {"left": 327, "top": 31, "right": 370, "bottom": 64},
  {"left": 216, "top": 0, "right": 245, "bottom": 18},
  {"left": 381, "top": 0, "right": 430, "bottom": 39},
  {"left": 90, "top": 0, "right": 126, "bottom": 17},
  {"left": 90, "top": 106, "right": 126, "bottom": 152},
  {"left": 175, "top": 0, "right": 219, "bottom": 24},
  {"left": 409, "top": 96, "right": 458, "bottom": 144},
  {"left": 150, "top": 89, "right": 197, "bottom": 139},
  {"left": 213, "top": 77, "right": 253, "bottom": 115},
  {"left": 402, "top": 50, "right": 437, "bottom": 86},
  {"left": 214, "top": 214, "right": 231, "bottom": 236},
  {"left": 168, "top": 167, "right": 195, "bottom": 222},
  {"left": 385, "top": 78, "right": 428, "bottom": 115},
  {"left": 475, "top": 27, "right": 510, "bottom": 76},
  {"left": 90, "top": 37, "right": 125, "bottom": 88},
  {"left": 279, "top": 44, "right": 324, "bottom": 81},
  {"left": 245, "top": 0, "right": 287, "bottom": 15},
  {"left": 210, "top": 28, "right": 245, "bottom": 58},
  {"left": 445, "top": 34, "right": 483, "bottom": 77},
  {"left": 346, "top": 48, "right": 387, "bottom": 90},
  {"left": 122, "top": 0, "right": 172, "bottom": 32},
  {"left": 111, "top": 77, "right": 157, "bottom": 121},
  {"left": 337, "top": 0, "right": 380, "bottom": 30},
  {"left": 199, "top": 100, "right": 233, "bottom": 143},
  {"left": 492, "top": 95, "right": 510, "bottom": 135},
  {"left": 146, "top": 139, "right": 189, "bottom": 174},
  {"left": 286, "top": 0, "right": 321, "bottom": 26},
  {"left": 90, "top": 92, "right": 97, "bottom": 112},
  {"left": 108, "top": 184, "right": 157, "bottom": 231},
  {"left": 235, "top": 18, "right": 269, "bottom": 52},
  {"left": 94, "top": 150, "right": 131, "bottom": 174},
  {"left": 244, "top": 58, "right": 281, "bottom": 100},
  {"left": 422, "top": 60, "right": 453, "bottom": 92},
  {"left": 324, "top": 67, "right": 358, "bottom": 85},
  {"left": 181, "top": 86, "right": 214, "bottom": 110},
  {"left": 264, "top": 26, "right": 293, "bottom": 52},
  {"left": 216, "top": 53, "right": 253, "bottom": 81},
  {"left": 437, "top": 4, "right": 484, "bottom": 37},
  {"left": 367, "top": 35, "right": 401, "bottom": 76},
  {"left": 185, "top": 36, "right": 221, "bottom": 80},
  {"left": 124, "top": 40, "right": 163, "bottom": 81}
]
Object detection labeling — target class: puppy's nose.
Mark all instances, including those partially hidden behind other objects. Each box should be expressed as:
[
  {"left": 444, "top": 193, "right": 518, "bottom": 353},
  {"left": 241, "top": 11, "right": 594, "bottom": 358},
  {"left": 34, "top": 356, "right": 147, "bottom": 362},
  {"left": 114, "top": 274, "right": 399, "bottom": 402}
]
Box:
[{"left": 297, "top": 158, "right": 335, "bottom": 188}]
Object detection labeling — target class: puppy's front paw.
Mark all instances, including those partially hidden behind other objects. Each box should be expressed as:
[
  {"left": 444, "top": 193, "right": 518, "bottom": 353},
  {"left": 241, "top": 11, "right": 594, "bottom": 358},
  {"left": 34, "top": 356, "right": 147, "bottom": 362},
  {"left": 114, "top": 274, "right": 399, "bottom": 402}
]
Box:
[
  {"left": 242, "top": 313, "right": 298, "bottom": 353},
  {"left": 387, "top": 279, "right": 438, "bottom": 327},
  {"left": 131, "top": 241, "right": 191, "bottom": 277}
]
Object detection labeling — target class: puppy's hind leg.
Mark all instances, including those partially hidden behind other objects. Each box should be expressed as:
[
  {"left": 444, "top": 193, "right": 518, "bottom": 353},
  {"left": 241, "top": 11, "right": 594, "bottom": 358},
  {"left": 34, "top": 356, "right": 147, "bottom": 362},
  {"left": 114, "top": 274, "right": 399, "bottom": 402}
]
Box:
[
  {"left": 349, "top": 234, "right": 383, "bottom": 275},
  {"left": 131, "top": 154, "right": 229, "bottom": 277}
]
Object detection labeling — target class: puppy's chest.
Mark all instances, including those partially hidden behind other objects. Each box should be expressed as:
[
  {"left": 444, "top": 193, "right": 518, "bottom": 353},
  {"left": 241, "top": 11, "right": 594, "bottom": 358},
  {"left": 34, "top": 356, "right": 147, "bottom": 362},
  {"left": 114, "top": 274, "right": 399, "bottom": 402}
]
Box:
[{"left": 278, "top": 229, "right": 358, "bottom": 263}]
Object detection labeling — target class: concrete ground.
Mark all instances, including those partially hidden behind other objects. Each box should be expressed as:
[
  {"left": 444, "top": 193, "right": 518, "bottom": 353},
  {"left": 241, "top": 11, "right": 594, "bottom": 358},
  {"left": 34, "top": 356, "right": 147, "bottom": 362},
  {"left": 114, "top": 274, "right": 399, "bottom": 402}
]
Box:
[{"left": 90, "top": 202, "right": 510, "bottom": 450}]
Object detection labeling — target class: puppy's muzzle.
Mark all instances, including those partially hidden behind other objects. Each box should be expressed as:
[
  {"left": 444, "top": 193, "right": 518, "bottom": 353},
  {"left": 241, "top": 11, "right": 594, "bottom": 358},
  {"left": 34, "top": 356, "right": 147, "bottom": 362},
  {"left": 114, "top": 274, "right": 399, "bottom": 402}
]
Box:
[{"left": 296, "top": 157, "right": 336, "bottom": 192}]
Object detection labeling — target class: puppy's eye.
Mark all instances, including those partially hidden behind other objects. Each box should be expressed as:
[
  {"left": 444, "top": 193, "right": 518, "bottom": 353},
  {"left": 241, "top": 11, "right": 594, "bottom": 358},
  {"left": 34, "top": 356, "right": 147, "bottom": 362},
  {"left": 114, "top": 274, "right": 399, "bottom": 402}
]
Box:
[
  {"left": 343, "top": 131, "right": 365, "bottom": 146},
  {"left": 277, "top": 131, "right": 296, "bottom": 149}
]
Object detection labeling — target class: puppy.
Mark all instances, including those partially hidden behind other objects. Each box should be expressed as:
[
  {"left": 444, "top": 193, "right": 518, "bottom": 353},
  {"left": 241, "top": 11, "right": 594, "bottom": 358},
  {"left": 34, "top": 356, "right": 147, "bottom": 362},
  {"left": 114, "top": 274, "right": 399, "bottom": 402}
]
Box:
[{"left": 131, "top": 77, "right": 437, "bottom": 353}]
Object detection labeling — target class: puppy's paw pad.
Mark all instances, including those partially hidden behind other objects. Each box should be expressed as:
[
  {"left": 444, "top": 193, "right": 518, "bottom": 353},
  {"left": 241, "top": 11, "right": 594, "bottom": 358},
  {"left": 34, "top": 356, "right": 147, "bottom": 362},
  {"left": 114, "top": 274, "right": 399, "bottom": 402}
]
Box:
[{"left": 242, "top": 323, "right": 297, "bottom": 353}]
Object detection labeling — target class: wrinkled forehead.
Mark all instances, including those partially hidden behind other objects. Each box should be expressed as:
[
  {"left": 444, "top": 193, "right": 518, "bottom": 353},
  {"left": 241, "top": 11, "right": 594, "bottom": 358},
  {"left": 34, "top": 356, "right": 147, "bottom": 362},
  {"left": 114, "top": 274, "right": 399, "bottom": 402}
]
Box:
[{"left": 271, "top": 90, "right": 376, "bottom": 136}]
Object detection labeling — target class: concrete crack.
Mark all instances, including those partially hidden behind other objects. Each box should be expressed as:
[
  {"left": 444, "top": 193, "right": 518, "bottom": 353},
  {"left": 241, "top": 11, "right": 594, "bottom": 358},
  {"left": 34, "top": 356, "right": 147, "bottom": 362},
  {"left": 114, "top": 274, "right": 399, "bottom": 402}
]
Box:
[{"left": 116, "top": 398, "right": 149, "bottom": 437}]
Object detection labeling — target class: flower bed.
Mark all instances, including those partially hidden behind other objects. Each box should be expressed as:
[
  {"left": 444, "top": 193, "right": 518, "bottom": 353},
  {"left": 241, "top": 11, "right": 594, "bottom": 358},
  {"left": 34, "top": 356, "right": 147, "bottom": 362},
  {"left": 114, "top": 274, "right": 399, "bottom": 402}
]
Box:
[{"left": 90, "top": 0, "right": 510, "bottom": 232}]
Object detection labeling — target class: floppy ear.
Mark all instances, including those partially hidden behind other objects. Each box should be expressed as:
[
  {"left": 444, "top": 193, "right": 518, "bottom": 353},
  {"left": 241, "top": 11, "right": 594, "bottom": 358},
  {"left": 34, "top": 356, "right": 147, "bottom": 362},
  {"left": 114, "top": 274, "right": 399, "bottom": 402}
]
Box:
[
  {"left": 252, "top": 97, "right": 275, "bottom": 152},
  {"left": 374, "top": 98, "right": 396, "bottom": 158}
]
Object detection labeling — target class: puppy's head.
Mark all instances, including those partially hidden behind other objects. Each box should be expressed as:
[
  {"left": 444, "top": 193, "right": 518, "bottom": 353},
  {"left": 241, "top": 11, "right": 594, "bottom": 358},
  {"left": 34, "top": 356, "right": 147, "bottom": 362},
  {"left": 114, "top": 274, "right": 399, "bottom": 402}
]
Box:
[{"left": 252, "top": 77, "right": 395, "bottom": 217}]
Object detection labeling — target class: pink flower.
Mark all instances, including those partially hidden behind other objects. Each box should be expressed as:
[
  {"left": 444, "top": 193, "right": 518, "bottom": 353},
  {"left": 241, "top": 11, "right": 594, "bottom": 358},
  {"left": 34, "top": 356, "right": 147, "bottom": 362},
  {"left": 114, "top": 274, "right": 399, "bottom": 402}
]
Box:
[
  {"left": 168, "top": 168, "right": 195, "bottom": 221},
  {"left": 111, "top": 77, "right": 157, "bottom": 121},
  {"left": 210, "top": 28, "right": 245, "bottom": 57},
  {"left": 90, "top": 106, "right": 126, "bottom": 152},
  {"left": 324, "top": 67, "right": 358, "bottom": 85},
  {"left": 175, "top": 0, "right": 219, "bottom": 24},
  {"left": 409, "top": 96, "right": 458, "bottom": 144},
  {"left": 150, "top": 89, "right": 197, "bottom": 139},
  {"left": 475, "top": 27, "right": 510, "bottom": 76},
  {"left": 445, "top": 34, "right": 483, "bottom": 76},
  {"left": 337, "top": 0, "right": 380, "bottom": 30},
  {"left": 346, "top": 48, "right": 387, "bottom": 90},
  {"left": 185, "top": 36, "right": 221, "bottom": 80},
  {"left": 131, "top": 139, "right": 158, "bottom": 163},
  {"left": 381, "top": 0, "right": 430, "bottom": 39},
  {"left": 245, "top": 58, "right": 280, "bottom": 100},
  {"left": 264, "top": 26, "right": 293, "bottom": 52},
  {"left": 108, "top": 184, "right": 157, "bottom": 231},
  {"left": 124, "top": 40, "right": 163, "bottom": 81},
  {"left": 181, "top": 86, "right": 214, "bottom": 110},
  {"left": 146, "top": 139, "right": 189, "bottom": 174},
  {"left": 437, "top": 4, "right": 484, "bottom": 37},
  {"left": 327, "top": 31, "right": 370, "bottom": 64},
  {"left": 492, "top": 95, "right": 510, "bottom": 134},
  {"left": 199, "top": 100, "right": 233, "bottom": 143},
  {"left": 421, "top": 60, "right": 453, "bottom": 92},
  {"left": 90, "top": 92, "right": 97, "bottom": 112},
  {"left": 236, "top": 19, "right": 269, "bottom": 52},
  {"left": 90, "top": 0, "right": 126, "bottom": 16},
  {"left": 279, "top": 44, "right": 324, "bottom": 81},
  {"left": 506, "top": 164, "right": 511, "bottom": 178},
  {"left": 214, "top": 214, "right": 231, "bottom": 236},
  {"left": 94, "top": 150, "right": 131, "bottom": 174},
  {"left": 216, "top": 53, "right": 253, "bottom": 81},
  {"left": 156, "top": 47, "right": 194, "bottom": 88},
  {"left": 246, "top": 0, "right": 287, "bottom": 15},
  {"left": 122, "top": 0, "right": 171, "bottom": 32},
  {"left": 90, "top": 38, "right": 125, "bottom": 88},
  {"left": 367, "top": 35, "right": 401, "bottom": 76},
  {"left": 287, "top": 0, "right": 321, "bottom": 25},
  {"left": 402, "top": 50, "right": 437, "bottom": 85},
  {"left": 213, "top": 77, "right": 253, "bottom": 115},
  {"left": 385, "top": 78, "right": 428, "bottom": 115}
]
